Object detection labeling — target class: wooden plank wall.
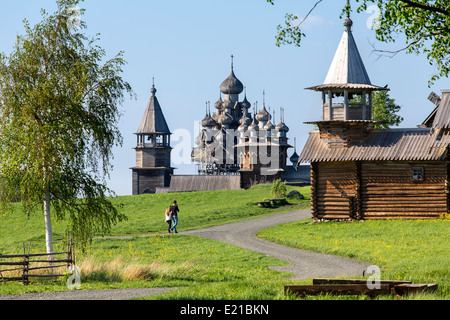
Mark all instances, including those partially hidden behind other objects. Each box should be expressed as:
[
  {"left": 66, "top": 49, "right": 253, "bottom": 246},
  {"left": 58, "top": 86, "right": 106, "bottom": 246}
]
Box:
[
  {"left": 331, "top": 105, "right": 344, "bottom": 121},
  {"left": 360, "top": 161, "right": 447, "bottom": 219},
  {"left": 167, "top": 175, "right": 241, "bottom": 192},
  {"left": 135, "top": 148, "right": 171, "bottom": 168}
]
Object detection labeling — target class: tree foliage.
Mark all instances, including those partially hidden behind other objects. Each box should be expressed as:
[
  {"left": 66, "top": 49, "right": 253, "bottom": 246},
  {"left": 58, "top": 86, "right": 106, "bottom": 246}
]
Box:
[
  {"left": 371, "top": 90, "right": 404, "bottom": 128},
  {"left": 271, "top": 179, "right": 287, "bottom": 198},
  {"left": 351, "top": 91, "right": 404, "bottom": 128},
  {"left": 267, "top": 0, "right": 450, "bottom": 85},
  {"left": 0, "top": 0, "right": 132, "bottom": 250}
]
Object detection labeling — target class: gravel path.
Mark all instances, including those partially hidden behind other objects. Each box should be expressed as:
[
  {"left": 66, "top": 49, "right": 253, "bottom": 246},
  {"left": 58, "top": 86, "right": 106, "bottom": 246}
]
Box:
[
  {"left": 182, "top": 209, "right": 370, "bottom": 280},
  {"left": 0, "top": 208, "right": 369, "bottom": 300},
  {"left": 0, "top": 287, "right": 177, "bottom": 300}
]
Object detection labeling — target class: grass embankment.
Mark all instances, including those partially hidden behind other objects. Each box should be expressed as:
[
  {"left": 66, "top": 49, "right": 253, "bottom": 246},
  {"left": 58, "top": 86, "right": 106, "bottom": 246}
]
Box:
[{"left": 0, "top": 184, "right": 309, "bottom": 253}]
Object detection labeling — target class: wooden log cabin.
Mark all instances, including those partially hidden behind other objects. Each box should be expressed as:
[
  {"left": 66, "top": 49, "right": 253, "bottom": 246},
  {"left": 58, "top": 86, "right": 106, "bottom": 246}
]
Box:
[
  {"left": 300, "top": 124, "right": 450, "bottom": 220},
  {"left": 297, "top": 15, "right": 450, "bottom": 220}
]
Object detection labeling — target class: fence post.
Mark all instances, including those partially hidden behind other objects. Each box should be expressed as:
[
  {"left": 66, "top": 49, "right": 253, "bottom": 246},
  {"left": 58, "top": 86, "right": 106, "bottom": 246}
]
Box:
[{"left": 22, "top": 243, "right": 29, "bottom": 285}]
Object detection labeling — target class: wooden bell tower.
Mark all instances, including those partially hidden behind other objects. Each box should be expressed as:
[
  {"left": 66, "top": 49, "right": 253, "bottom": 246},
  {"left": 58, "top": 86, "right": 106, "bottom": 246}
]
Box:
[{"left": 131, "top": 83, "right": 173, "bottom": 194}]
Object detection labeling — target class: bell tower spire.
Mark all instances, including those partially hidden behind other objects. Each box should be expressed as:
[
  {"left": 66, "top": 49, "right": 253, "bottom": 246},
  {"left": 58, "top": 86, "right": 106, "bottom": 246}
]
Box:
[
  {"left": 303, "top": 4, "right": 389, "bottom": 147},
  {"left": 305, "top": 4, "right": 387, "bottom": 122}
]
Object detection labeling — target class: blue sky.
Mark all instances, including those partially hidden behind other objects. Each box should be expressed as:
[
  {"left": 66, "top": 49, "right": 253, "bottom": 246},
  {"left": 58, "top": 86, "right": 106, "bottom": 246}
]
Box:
[{"left": 0, "top": 0, "right": 447, "bottom": 196}]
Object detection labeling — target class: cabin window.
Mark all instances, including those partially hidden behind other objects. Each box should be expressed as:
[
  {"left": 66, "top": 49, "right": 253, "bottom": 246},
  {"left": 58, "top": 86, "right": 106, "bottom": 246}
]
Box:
[{"left": 411, "top": 167, "right": 424, "bottom": 182}]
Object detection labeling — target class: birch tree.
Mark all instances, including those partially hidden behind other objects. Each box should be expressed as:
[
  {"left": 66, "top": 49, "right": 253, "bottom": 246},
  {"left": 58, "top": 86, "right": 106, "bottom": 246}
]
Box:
[{"left": 0, "top": 0, "right": 131, "bottom": 253}]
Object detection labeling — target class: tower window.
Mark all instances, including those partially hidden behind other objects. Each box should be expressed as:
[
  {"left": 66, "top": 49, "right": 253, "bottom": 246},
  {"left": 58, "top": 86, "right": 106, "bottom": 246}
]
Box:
[
  {"left": 411, "top": 167, "right": 424, "bottom": 182},
  {"left": 156, "top": 135, "right": 163, "bottom": 146}
]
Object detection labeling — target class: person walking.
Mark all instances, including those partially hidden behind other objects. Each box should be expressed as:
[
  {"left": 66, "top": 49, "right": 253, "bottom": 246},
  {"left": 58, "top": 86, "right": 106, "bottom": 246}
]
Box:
[
  {"left": 170, "top": 200, "right": 180, "bottom": 233},
  {"left": 165, "top": 206, "right": 172, "bottom": 233}
]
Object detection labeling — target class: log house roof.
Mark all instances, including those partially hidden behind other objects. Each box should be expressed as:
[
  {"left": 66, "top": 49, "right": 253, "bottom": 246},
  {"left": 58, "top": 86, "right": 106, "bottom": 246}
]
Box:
[{"left": 297, "top": 128, "right": 450, "bottom": 165}]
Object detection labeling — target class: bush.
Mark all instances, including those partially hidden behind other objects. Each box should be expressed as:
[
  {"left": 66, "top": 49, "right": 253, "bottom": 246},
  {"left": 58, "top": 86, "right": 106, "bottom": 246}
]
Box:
[
  {"left": 287, "top": 190, "right": 304, "bottom": 200},
  {"left": 271, "top": 179, "right": 287, "bottom": 198}
]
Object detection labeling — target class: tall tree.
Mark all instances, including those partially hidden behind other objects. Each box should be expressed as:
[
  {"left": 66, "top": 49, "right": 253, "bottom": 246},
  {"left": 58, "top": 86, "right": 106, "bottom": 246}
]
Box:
[
  {"left": 0, "top": 0, "right": 132, "bottom": 253},
  {"left": 267, "top": 0, "right": 450, "bottom": 85},
  {"left": 371, "top": 90, "right": 404, "bottom": 128},
  {"left": 350, "top": 91, "right": 404, "bottom": 128}
]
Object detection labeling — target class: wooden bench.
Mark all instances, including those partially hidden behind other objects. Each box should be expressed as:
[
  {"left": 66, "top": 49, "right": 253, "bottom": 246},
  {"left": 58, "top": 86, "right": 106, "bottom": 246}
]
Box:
[
  {"left": 285, "top": 278, "right": 437, "bottom": 298},
  {"left": 257, "top": 201, "right": 271, "bottom": 207},
  {"left": 257, "top": 199, "right": 288, "bottom": 207},
  {"left": 269, "top": 198, "right": 287, "bottom": 205}
]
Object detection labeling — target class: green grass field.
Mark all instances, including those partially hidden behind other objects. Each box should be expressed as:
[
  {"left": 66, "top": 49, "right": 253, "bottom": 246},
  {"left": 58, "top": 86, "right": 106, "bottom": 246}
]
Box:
[
  {"left": 1, "top": 183, "right": 449, "bottom": 300},
  {"left": 0, "top": 184, "right": 309, "bottom": 253},
  {"left": 258, "top": 217, "right": 450, "bottom": 299}
]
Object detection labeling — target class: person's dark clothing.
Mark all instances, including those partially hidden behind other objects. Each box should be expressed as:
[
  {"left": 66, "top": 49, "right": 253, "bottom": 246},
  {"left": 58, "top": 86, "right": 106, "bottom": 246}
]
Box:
[
  {"left": 170, "top": 205, "right": 179, "bottom": 233},
  {"left": 169, "top": 205, "right": 179, "bottom": 216}
]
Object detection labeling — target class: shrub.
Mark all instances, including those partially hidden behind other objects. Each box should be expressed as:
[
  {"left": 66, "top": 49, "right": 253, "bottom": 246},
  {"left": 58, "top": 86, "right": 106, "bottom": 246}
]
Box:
[{"left": 271, "top": 179, "right": 287, "bottom": 198}]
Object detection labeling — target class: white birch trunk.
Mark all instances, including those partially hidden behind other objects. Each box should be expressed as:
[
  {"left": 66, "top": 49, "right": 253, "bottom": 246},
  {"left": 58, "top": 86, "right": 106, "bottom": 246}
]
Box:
[{"left": 44, "top": 190, "right": 54, "bottom": 260}]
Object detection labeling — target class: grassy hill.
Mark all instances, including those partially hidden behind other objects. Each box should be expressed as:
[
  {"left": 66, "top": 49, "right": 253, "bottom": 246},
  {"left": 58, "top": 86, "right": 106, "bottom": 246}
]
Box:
[{"left": 0, "top": 184, "right": 310, "bottom": 254}]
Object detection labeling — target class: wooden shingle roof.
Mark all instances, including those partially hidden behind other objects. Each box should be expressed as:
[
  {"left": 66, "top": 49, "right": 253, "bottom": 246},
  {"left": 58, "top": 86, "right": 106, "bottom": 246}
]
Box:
[
  {"left": 297, "top": 128, "right": 450, "bottom": 165},
  {"left": 432, "top": 90, "right": 450, "bottom": 129},
  {"left": 137, "top": 85, "right": 170, "bottom": 134},
  {"left": 306, "top": 18, "right": 385, "bottom": 92}
]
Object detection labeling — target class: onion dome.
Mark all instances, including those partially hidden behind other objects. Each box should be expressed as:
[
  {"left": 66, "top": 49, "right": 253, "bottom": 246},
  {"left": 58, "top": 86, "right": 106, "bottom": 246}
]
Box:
[
  {"left": 220, "top": 56, "right": 244, "bottom": 95},
  {"left": 290, "top": 151, "right": 299, "bottom": 164},
  {"left": 220, "top": 70, "right": 244, "bottom": 94},
  {"left": 248, "top": 117, "right": 259, "bottom": 131},
  {"left": 218, "top": 112, "right": 233, "bottom": 125},
  {"left": 201, "top": 113, "right": 217, "bottom": 128},
  {"left": 276, "top": 121, "right": 289, "bottom": 132},
  {"left": 256, "top": 106, "right": 270, "bottom": 122},
  {"left": 239, "top": 110, "right": 252, "bottom": 126},
  {"left": 223, "top": 96, "right": 234, "bottom": 110},
  {"left": 214, "top": 95, "right": 224, "bottom": 110},
  {"left": 264, "top": 119, "right": 275, "bottom": 131},
  {"left": 241, "top": 95, "right": 251, "bottom": 109},
  {"left": 239, "top": 117, "right": 252, "bottom": 130},
  {"left": 238, "top": 121, "right": 248, "bottom": 132},
  {"left": 238, "top": 106, "right": 252, "bottom": 128},
  {"left": 211, "top": 111, "right": 219, "bottom": 122}
]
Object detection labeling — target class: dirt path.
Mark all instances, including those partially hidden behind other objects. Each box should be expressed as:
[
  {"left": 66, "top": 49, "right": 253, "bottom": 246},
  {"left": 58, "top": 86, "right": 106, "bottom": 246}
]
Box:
[{"left": 0, "top": 287, "right": 178, "bottom": 300}]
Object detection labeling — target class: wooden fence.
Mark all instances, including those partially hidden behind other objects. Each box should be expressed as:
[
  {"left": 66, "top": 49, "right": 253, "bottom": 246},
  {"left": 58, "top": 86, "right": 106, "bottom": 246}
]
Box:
[{"left": 0, "top": 241, "right": 75, "bottom": 285}]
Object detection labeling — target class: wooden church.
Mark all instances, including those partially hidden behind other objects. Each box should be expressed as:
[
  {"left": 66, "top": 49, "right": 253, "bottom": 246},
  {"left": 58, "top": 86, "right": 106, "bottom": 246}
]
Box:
[{"left": 297, "top": 14, "right": 450, "bottom": 221}]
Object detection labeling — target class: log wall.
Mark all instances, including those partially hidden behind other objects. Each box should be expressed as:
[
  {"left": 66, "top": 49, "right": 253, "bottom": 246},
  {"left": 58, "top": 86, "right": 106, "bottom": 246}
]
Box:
[
  {"left": 360, "top": 161, "right": 447, "bottom": 219},
  {"left": 312, "top": 161, "right": 448, "bottom": 220}
]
